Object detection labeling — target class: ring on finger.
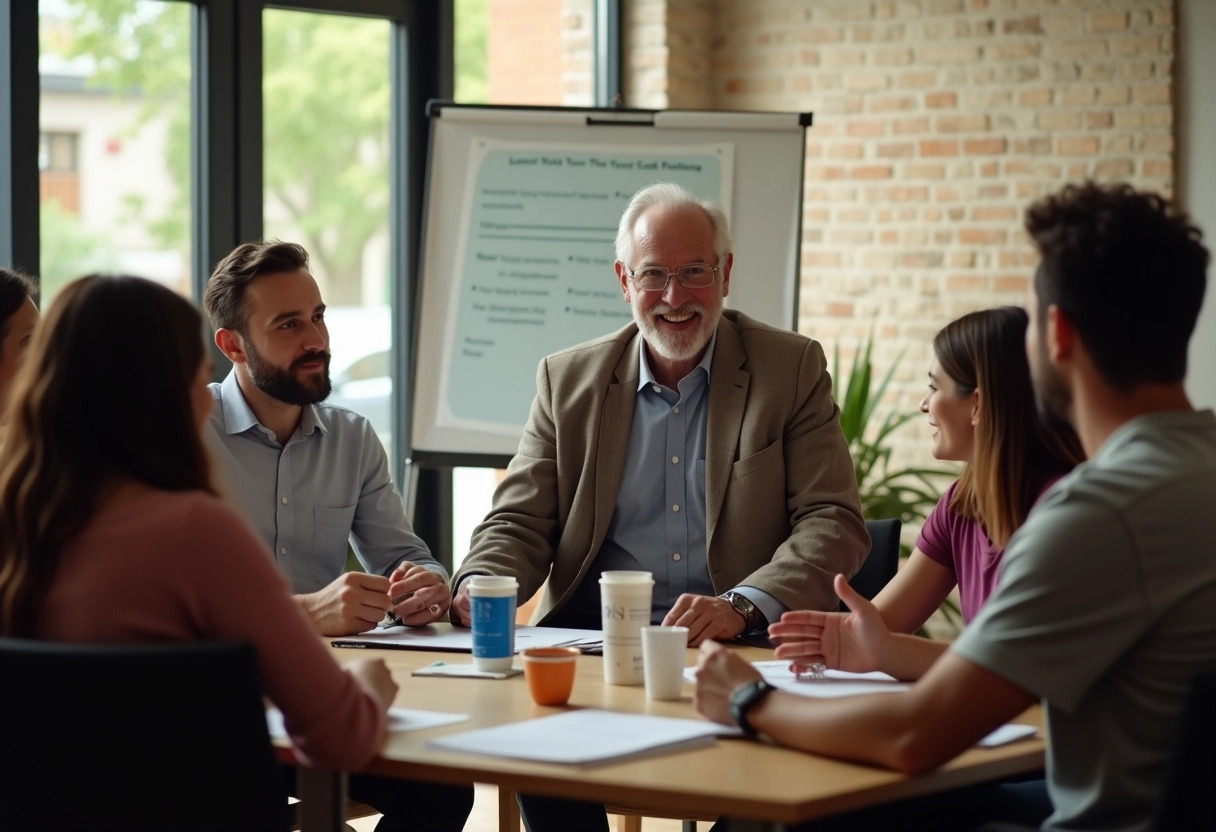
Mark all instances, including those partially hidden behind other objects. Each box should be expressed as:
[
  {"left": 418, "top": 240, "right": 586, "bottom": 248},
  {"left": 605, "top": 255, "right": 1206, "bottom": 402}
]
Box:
[{"left": 428, "top": 603, "right": 441, "bottom": 614}]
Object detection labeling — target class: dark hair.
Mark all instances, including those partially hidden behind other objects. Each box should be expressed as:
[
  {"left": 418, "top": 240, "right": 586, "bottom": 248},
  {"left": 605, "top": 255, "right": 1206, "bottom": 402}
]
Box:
[
  {"left": 0, "top": 268, "right": 37, "bottom": 350},
  {"left": 0, "top": 275, "right": 215, "bottom": 636},
  {"left": 935, "top": 306, "right": 1085, "bottom": 548},
  {"left": 203, "top": 240, "right": 310, "bottom": 334},
  {"left": 1026, "top": 182, "right": 1210, "bottom": 390}
]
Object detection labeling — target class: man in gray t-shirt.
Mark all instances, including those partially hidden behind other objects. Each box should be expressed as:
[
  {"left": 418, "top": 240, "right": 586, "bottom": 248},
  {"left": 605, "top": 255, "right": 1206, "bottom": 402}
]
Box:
[
  {"left": 953, "top": 410, "right": 1216, "bottom": 830},
  {"left": 692, "top": 182, "right": 1216, "bottom": 832}
]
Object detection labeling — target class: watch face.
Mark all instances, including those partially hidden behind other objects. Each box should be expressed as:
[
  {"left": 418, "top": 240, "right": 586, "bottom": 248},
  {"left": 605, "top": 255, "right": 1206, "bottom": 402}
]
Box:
[{"left": 728, "top": 592, "right": 754, "bottom": 615}]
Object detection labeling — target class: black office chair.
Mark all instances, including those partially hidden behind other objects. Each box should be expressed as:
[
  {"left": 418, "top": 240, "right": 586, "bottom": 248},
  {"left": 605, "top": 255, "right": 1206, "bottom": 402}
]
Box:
[
  {"left": 847, "top": 517, "right": 902, "bottom": 604},
  {"left": 0, "top": 639, "right": 286, "bottom": 832},
  {"left": 1149, "top": 667, "right": 1216, "bottom": 831}
]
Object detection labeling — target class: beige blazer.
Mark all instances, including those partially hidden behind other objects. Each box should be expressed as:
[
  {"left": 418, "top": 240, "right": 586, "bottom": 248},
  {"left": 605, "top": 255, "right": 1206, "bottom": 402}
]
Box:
[{"left": 455, "top": 310, "right": 869, "bottom": 623}]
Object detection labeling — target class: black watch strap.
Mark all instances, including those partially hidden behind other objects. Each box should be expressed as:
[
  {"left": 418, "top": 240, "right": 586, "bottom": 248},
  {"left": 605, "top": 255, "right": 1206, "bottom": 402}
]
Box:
[{"left": 729, "top": 679, "right": 775, "bottom": 737}]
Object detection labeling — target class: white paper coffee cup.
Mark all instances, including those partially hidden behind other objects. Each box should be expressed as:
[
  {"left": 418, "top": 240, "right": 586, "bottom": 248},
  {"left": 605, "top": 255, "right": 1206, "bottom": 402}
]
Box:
[
  {"left": 642, "top": 625, "right": 689, "bottom": 700},
  {"left": 599, "top": 570, "right": 654, "bottom": 685}
]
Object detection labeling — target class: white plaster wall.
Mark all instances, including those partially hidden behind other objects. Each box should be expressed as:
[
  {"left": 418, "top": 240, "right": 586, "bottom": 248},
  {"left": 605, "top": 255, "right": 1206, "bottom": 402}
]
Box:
[{"left": 1180, "top": 0, "right": 1216, "bottom": 407}]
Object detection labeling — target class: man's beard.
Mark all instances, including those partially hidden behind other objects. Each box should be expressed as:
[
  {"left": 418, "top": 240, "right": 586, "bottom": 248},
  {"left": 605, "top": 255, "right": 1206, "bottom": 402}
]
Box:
[
  {"left": 1031, "top": 336, "right": 1073, "bottom": 433},
  {"left": 631, "top": 291, "right": 723, "bottom": 364},
  {"left": 245, "top": 342, "right": 332, "bottom": 406}
]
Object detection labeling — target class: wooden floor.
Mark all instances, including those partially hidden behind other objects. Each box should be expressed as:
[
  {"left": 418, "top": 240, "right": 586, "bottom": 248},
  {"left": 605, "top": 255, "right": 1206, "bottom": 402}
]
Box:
[{"left": 347, "top": 784, "right": 709, "bottom": 831}]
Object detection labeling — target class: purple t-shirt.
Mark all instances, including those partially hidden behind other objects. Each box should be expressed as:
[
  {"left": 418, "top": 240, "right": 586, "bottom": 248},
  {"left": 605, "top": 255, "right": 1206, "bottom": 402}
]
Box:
[{"left": 915, "top": 477, "right": 1060, "bottom": 623}]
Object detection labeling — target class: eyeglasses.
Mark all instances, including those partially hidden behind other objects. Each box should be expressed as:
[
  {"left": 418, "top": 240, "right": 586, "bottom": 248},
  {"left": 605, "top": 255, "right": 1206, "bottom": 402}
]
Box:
[{"left": 626, "top": 262, "right": 719, "bottom": 292}]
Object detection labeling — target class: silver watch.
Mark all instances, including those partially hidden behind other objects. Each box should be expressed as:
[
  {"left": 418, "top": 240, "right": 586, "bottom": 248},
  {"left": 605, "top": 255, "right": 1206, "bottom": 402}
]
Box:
[{"left": 722, "top": 591, "right": 762, "bottom": 633}]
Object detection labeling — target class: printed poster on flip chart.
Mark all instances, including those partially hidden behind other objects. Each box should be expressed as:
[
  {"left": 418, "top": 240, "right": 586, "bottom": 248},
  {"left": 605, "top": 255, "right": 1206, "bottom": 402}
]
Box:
[{"left": 435, "top": 140, "right": 733, "bottom": 437}]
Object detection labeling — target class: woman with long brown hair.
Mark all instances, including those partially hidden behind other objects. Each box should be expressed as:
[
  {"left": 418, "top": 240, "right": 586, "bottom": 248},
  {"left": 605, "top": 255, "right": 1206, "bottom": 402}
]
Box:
[
  {"left": 0, "top": 274, "right": 394, "bottom": 770},
  {"left": 771, "top": 306, "right": 1084, "bottom": 680}
]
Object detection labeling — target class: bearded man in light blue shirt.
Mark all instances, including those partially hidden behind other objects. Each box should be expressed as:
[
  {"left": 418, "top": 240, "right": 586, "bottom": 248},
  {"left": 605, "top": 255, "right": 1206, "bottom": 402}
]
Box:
[{"left": 203, "top": 240, "right": 451, "bottom": 639}]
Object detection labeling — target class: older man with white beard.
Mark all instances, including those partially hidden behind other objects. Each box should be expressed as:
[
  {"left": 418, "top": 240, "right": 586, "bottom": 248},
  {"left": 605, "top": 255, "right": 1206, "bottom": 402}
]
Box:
[
  {"left": 450, "top": 180, "right": 868, "bottom": 832},
  {"left": 453, "top": 181, "right": 866, "bottom": 637}
]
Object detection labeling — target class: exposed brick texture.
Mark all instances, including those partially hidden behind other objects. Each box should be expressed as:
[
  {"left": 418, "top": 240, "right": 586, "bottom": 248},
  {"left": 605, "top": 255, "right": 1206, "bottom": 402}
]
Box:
[
  {"left": 487, "top": 0, "right": 594, "bottom": 106},
  {"left": 615, "top": 0, "right": 1174, "bottom": 474}
]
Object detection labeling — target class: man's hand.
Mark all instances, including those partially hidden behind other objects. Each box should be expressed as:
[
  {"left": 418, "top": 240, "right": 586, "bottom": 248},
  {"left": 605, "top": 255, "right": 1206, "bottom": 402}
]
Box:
[
  {"left": 662, "top": 593, "right": 747, "bottom": 645},
  {"left": 768, "top": 574, "right": 890, "bottom": 674},
  {"left": 388, "top": 563, "right": 449, "bottom": 626},
  {"left": 450, "top": 579, "right": 473, "bottom": 627},
  {"left": 693, "top": 640, "right": 763, "bottom": 726},
  {"left": 297, "top": 572, "right": 394, "bottom": 636}
]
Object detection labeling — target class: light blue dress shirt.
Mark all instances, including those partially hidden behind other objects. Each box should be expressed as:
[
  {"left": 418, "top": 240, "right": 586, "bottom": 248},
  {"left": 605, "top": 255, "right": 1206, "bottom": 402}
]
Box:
[
  {"left": 567, "top": 336, "right": 784, "bottom": 627},
  {"left": 205, "top": 371, "right": 447, "bottom": 595}
]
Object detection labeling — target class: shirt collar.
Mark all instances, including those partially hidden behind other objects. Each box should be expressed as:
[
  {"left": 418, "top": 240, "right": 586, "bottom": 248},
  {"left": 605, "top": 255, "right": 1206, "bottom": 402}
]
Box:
[
  {"left": 636, "top": 330, "right": 717, "bottom": 392},
  {"left": 218, "top": 368, "right": 326, "bottom": 439}
]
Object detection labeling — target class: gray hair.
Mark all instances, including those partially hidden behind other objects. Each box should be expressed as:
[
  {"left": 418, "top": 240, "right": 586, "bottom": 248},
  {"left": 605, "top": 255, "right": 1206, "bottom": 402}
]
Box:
[{"left": 614, "top": 182, "right": 732, "bottom": 267}]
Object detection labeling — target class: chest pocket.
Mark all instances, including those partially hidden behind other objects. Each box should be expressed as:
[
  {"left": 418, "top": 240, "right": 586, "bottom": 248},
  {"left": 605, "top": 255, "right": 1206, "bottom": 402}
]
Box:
[{"left": 311, "top": 504, "right": 356, "bottom": 581}]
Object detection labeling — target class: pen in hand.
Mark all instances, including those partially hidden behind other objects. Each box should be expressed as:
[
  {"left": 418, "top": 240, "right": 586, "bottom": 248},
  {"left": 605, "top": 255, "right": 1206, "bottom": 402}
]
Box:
[{"left": 379, "top": 591, "right": 415, "bottom": 628}]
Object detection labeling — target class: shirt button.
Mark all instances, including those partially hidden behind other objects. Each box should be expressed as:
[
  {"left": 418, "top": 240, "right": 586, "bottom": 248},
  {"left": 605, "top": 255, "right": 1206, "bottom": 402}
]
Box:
[
  {"left": 652, "top": 384, "right": 661, "bottom": 393},
  {"left": 671, "top": 455, "right": 679, "bottom": 464},
  {"left": 673, "top": 405, "right": 680, "bottom": 414},
  {"left": 672, "top": 553, "right": 682, "bottom": 562},
  {"left": 281, "top": 497, "right": 288, "bottom": 504},
  {"left": 280, "top": 547, "right": 287, "bottom": 555},
  {"left": 672, "top": 504, "right": 680, "bottom": 512}
]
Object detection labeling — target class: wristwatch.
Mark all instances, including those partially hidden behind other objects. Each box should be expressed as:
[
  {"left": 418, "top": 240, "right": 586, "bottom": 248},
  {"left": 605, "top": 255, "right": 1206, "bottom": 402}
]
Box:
[
  {"left": 729, "top": 679, "right": 775, "bottom": 737},
  {"left": 722, "top": 591, "right": 765, "bottom": 633}
]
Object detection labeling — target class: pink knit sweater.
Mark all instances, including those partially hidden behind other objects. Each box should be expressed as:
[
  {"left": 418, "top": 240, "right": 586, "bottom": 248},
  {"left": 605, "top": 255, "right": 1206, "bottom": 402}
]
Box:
[{"left": 36, "top": 489, "right": 385, "bottom": 770}]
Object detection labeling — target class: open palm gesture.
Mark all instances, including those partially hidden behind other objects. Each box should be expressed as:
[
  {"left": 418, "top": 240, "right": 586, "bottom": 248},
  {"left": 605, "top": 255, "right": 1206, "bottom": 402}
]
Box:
[{"left": 769, "top": 574, "right": 892, "bottom": 674}]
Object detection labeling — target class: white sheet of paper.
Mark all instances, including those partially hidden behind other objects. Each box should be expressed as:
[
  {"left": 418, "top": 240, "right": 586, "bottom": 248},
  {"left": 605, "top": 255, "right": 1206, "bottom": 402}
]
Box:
[
  {"left": 427, "top": 708, "right": 720, "bottom": 766},
  {"left": 266, "top": 707, "right": 468, "bottom": 738},
  {"left": 682, "top": 660, "right": 908, "bottom": 699},
  {"left": 331, "top": 625, "right": 601, "bottom": 653},
  {"left": 683, "top": 661, "right": 1038, "bottom": 748},
  {"left": 976, "top": 723, "right": 1037, "bottom": 747}
]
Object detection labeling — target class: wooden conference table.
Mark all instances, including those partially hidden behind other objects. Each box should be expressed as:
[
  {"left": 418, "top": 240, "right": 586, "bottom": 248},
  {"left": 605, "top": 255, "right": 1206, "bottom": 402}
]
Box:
[{"left": 284, "top": 630, "right": 1044, "bottom": 832}]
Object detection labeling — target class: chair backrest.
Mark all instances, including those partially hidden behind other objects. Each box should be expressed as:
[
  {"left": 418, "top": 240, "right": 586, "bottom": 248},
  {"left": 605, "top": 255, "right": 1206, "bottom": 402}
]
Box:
[
  {"left": 848, "top": 518, "right": 902, "bottom": 603},
  {"left": 0, "top": 639, "right": 286, "bottom": 832},
  {"left": 1149, "top": 667, "right": 1216, "bottom": 832}
]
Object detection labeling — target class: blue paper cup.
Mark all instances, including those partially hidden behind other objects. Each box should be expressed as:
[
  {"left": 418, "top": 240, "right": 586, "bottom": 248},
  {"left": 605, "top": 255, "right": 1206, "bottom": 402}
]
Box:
[{"left": 468, "top": 575, "right": 518, "bottom": 671}]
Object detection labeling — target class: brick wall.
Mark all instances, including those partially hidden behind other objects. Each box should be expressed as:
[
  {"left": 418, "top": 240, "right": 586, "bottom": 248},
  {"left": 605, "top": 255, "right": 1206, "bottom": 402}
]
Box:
[
  {"left": 486, "top": 0, "right": 595, "bottom": 105},
  {"left": 621, "top": 0, "right": 1175, "bottom": 470}
]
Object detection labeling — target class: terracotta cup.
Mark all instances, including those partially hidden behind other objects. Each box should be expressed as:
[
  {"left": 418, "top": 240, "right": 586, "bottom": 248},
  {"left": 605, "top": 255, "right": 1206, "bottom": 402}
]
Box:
[{"left": 521, "top": 647, "right": 580, "bottom": 706}]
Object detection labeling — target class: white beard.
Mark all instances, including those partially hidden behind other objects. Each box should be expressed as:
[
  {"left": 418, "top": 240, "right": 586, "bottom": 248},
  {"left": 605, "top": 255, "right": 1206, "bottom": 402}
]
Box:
[{"left": 631, "top": 292, "right": 724, "bottom": 364}]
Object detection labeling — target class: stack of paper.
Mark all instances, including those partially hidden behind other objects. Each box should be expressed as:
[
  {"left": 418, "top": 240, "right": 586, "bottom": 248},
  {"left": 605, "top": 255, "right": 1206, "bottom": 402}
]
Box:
[{"left": 427, "top": 709, "right": 721, "bottom": 765}]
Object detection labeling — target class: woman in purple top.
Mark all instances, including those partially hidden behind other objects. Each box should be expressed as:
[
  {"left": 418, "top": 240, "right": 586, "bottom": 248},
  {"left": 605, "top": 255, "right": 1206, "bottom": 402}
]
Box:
[{"left": 771, "top": 306, "right": 1084, "bottom": 681}]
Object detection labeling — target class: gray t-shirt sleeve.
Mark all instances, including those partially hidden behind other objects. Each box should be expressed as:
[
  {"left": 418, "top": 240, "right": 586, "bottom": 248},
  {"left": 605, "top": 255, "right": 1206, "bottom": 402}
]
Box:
[{"left": 951, "top": 489, "right": 1148, "bottom": 714}]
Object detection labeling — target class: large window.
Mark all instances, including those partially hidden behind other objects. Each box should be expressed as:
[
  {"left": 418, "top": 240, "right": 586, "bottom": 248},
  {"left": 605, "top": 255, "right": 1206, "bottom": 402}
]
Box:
[
  {"left": 38, "top": 0, "right": 193, "bottom": 303},
  {"left": 449, "top": 0, "right": 598, "bottom": 568},
  {"left": 262, "top": 8, "right": 395, "bottom": 457}
]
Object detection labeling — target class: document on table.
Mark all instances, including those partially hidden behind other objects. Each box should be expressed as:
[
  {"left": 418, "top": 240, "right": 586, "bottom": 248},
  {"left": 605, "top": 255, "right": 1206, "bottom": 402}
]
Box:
[
  {"left": 682, "top": 661, "right": 1038, "bottom": 747},
  {"left": 331, "top": 625, "right": 602, "bottom": 653},
  {"left": 682, "top": 660, "right": 909, "bottom": 699},
  {"left": 427, "top": 709, "right": 721, "bottom": 766},
  {"left": 266, "top": 707, "right": 468, "bottom": 737}
]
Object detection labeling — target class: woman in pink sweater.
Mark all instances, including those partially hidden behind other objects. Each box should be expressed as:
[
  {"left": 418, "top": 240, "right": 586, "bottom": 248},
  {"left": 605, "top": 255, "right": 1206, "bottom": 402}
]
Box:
[{"left": 0, "top": 275, "right": 471, "bottom": 829}]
